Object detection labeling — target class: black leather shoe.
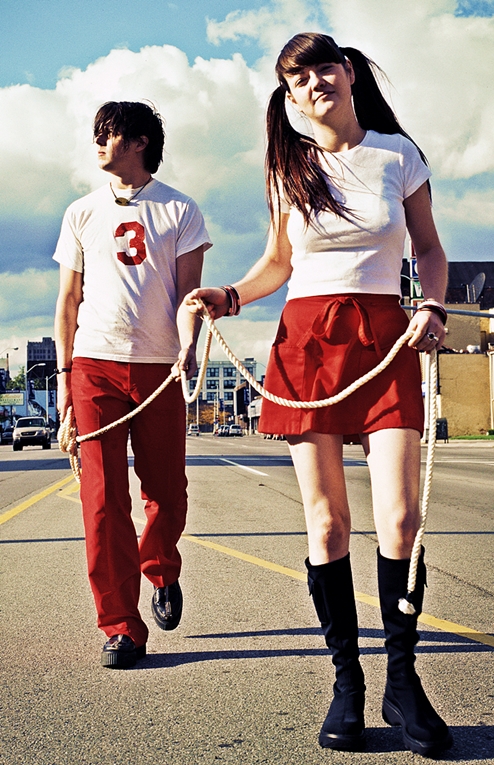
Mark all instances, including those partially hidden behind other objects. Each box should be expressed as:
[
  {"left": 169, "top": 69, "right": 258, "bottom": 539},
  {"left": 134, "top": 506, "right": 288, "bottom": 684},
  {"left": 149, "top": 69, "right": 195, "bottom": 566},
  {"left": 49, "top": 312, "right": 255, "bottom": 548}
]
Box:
[
  {"left": 101, "top": 634, "right": 146, "bottom": 669},
  {"left": 151, "top": 580, "right": 183, "bottom": 631}
]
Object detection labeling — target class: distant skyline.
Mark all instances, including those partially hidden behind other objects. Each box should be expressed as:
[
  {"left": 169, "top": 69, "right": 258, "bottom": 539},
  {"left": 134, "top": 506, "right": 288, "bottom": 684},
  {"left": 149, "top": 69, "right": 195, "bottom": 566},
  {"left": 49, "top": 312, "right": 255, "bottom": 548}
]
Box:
[{"left": 1, "top": 0, "right": 493, "bottom": 374}]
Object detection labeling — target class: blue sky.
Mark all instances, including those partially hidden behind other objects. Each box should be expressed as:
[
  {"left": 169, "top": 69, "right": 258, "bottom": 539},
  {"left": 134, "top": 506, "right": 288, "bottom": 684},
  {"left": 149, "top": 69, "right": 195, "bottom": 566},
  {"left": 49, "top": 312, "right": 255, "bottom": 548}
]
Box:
[{"left": 1, "top": 0, "right": 493, "bottom": 372}]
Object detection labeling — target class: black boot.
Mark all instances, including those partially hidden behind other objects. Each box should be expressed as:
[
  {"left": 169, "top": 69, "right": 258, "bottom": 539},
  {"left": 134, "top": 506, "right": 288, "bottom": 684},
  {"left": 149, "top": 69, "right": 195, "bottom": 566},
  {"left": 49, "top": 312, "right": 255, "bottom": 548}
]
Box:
[
  {"left": 377, "top": 548, "right": 453, "bottom": 757},
  {"left": 306, "top": 554, "right": 365, "bottom": 751}
]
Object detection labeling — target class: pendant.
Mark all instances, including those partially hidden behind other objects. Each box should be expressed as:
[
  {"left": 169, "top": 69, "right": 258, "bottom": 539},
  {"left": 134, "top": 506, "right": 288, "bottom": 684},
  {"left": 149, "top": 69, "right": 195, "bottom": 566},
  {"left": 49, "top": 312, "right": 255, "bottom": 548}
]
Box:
[{"left": 114, "top": 197, "right": 130, "bottom": 206}]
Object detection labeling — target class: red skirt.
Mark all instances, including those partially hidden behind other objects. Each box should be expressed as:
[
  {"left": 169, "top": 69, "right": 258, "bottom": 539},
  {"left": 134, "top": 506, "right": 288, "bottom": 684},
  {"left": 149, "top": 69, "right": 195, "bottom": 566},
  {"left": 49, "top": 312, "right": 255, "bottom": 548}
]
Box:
[{"left": 258, "top": 294, "right": 424, "bottom": 437}]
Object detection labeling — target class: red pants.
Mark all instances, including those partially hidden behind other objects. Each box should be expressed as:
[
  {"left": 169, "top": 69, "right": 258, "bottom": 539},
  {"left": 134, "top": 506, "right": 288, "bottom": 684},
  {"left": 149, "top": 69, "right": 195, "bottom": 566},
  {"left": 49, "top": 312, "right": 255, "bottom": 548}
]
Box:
[{"left": 72, "top": 358, "right": 187, "bottom": 647}]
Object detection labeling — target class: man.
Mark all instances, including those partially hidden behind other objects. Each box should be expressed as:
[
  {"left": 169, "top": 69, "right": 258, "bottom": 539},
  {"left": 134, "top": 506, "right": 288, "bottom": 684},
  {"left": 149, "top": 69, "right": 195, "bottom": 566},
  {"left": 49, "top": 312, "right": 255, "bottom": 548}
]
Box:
[{"left": 54, "top": 101, "right": 211, "bottom": 668}]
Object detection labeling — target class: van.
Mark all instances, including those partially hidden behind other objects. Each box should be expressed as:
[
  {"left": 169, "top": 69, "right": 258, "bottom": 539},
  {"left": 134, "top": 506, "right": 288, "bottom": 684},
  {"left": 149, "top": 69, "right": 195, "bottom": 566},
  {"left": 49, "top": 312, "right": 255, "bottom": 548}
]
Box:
[{"left": 187, "top": 424, "right": 200, "bottom": 436}]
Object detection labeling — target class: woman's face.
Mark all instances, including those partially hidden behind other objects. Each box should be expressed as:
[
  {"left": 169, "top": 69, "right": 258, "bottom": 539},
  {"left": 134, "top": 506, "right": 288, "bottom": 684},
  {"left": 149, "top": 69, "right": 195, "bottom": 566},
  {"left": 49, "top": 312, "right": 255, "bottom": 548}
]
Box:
[{"left": 285, "top": 60, "right": 354, "bottom": 125}]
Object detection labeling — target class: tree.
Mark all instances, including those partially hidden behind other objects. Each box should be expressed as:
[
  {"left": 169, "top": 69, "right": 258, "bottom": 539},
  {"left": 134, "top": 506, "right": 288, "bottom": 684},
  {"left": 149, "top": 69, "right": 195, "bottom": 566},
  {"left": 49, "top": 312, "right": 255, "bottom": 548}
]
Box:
[{"left": 7, "top": 366, "right": 25, "bottom": 390}]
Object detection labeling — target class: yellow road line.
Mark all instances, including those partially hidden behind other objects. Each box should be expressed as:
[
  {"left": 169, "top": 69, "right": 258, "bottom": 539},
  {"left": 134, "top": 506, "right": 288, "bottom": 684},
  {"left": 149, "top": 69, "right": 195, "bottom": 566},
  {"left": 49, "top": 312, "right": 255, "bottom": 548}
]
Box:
[
  {"left": 0, "top": 474, "right": 75, "bottom": 526},
  {"left": 59, "top": 480, "right": 81, "bottom": 503},
  {"left": 180, "top": 532, "right": 494, "bottom": 649}
]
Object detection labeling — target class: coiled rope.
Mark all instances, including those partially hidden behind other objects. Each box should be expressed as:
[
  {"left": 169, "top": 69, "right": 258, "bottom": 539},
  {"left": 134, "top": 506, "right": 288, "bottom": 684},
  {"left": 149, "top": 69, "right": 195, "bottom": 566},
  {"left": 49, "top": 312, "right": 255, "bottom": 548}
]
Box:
[{"left": 58, "top": 298, "right": 437, "bottom": 612}]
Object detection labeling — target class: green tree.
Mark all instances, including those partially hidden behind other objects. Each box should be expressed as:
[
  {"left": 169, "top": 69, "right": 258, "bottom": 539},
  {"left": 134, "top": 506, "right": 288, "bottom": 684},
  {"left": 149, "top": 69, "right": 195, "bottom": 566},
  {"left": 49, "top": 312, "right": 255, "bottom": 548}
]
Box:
[{"left": 7, "top": 366, "right": 25, "bottom": 390}]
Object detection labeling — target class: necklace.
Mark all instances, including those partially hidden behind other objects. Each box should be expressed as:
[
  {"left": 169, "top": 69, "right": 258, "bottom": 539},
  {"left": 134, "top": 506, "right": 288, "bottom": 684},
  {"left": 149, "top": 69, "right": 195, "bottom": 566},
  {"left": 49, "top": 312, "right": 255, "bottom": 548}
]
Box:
[{"left": 110, "top": 176, "right": 152, "bottom": 206}]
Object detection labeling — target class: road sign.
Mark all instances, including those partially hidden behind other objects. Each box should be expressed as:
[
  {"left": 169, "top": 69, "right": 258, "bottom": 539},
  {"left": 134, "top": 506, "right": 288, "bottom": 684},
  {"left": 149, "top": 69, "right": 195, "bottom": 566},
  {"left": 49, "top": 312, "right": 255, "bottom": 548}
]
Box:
[{"left": 0, "top": 392, "right": 24, "bottom": 406}]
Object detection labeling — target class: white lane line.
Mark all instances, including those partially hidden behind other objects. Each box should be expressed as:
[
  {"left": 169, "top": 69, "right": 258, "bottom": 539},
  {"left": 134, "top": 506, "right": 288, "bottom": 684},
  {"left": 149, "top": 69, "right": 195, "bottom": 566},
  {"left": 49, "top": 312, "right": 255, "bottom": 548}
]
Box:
[
  {"left": 219, "top": 458, "right": 269, "bottom": 476},
  {"left": 433, "top": 460, "right": 494, "bottom": 465}
]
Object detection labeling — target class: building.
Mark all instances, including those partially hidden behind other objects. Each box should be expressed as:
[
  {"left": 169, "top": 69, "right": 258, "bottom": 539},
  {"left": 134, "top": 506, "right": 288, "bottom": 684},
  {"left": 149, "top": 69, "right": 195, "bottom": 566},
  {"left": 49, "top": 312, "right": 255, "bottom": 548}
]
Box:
[
  {"left": 188, "top": 357, "right": 258, "bottom": 416},
  {"left": 27, "top": 337, "right": 57, "bottom": 380}
]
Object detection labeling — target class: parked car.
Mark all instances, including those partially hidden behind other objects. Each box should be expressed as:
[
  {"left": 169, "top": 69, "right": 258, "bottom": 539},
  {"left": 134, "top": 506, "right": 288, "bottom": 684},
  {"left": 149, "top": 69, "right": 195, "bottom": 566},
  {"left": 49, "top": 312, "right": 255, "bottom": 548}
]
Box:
[
  {"left": 1, "top": 426, "right": 13, "bottom": 444},
  {"left": 216, "top": 425, "right": 230, "bottom": 437},
  {"left": 187, "top": 424, "right": 200, "bottom": 436},
  {"left": 228, "top": 424, "right": 243, "bottom": 437},
  {"left": 12, "top": 417, "right": 51, "bottom": 451}
]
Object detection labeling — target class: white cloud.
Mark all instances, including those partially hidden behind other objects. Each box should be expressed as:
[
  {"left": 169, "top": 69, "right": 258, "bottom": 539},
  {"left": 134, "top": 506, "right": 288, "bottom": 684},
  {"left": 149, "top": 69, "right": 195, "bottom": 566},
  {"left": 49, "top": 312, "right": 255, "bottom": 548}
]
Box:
[
  {"left": 318, "top": 0, "right": 494, "bottom": 179},
  {"left": 0, "top": 268, "right": 59, "bottom": 375},
  {"left": 435, "top": 185, "right": 494, "bottom": 227},
  {"left": 196, "top": 316, "right": 279, "bottom": 369},
  {"left": 207, "top": 0, "right": 321, "bottom": 57},
  {"left": 0, "top": 44, "right": 267, "bottom": 220}
]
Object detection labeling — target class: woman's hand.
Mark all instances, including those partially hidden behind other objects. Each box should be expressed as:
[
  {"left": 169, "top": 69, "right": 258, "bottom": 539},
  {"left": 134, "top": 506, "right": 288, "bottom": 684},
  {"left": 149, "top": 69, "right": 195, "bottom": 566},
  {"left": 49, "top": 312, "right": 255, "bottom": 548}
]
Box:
[
  {"left": 184, "top": 287, "right": 231, "bottom": 320},
  {"left": 407, "top": 309, "right": 446, "bottom": 353}
]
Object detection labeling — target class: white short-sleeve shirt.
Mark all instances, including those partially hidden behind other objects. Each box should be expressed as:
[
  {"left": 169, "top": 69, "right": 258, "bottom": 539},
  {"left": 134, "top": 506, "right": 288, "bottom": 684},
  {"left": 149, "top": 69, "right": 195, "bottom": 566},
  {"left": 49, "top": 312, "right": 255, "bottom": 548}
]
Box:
[
  {"left": 53, "top": 179, "right": 212, "bottom": 363},
  {"left": 281, "top": 131, "right": 431, "bottom": 300}
]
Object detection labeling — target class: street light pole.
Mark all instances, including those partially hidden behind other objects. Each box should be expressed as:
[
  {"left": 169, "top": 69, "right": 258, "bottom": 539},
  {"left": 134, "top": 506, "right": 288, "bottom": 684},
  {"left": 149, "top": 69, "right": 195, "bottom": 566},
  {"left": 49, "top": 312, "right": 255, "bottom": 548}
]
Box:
[
  {"left": 45, "top": 371, "right": 57, "bottom": 426},
  {"left": 25, "top": 363, "right": 46, "bottom": 415}
]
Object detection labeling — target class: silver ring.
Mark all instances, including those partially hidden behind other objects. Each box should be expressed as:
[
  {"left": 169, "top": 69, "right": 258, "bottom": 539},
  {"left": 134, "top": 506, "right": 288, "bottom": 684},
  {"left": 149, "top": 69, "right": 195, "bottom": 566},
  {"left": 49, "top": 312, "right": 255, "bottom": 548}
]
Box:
[{"left": 427, "top": 332, "right": 439, "bottom": 341}]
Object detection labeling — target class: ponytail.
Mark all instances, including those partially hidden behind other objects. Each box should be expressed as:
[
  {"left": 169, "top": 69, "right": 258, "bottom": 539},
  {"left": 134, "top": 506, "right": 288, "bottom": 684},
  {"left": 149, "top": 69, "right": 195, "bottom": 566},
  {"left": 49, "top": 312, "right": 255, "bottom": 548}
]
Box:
[{"left": 341, "top": 47, "right": 430, "bottom": 174}]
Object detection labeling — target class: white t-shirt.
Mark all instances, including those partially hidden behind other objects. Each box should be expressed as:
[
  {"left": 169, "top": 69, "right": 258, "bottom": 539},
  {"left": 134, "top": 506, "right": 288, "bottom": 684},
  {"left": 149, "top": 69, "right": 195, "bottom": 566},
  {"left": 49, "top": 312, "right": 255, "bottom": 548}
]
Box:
[
  {"left": 282, "top": 131, "right": 431, "bottom": 300},
  {"left": 53, "top": 179, "right": 212, "bottom": 363}
]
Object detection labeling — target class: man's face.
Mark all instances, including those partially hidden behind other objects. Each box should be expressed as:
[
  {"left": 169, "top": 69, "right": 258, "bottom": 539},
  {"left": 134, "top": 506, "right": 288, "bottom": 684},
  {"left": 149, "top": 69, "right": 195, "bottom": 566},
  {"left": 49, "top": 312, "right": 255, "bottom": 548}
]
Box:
[{"left": 94, "top": 129, "right": 130, "bottom": 174}]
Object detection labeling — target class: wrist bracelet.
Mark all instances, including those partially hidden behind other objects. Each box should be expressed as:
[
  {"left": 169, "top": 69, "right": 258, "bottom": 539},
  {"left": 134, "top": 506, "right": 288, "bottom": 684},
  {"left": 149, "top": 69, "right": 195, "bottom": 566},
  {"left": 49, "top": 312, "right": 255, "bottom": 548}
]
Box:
[
  {"left": 416, "top": 300, "right": 447, "bottom": 325},
  {"left": 221, "top": 285, "right": 241, "bottom": 316},
  {"left": 56, "top": 368, "right": 72, "bottom": 374}
]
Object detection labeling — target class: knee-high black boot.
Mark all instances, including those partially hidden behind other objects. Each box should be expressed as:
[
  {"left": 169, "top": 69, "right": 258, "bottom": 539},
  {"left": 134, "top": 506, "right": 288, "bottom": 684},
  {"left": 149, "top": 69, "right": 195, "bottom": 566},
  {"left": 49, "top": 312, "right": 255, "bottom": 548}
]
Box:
[
  {"left": 377, "top": 548, "right": 453, "bottom": 757},
  {"left": 306, "top": 554, "right": 365, "bottom": 751}
]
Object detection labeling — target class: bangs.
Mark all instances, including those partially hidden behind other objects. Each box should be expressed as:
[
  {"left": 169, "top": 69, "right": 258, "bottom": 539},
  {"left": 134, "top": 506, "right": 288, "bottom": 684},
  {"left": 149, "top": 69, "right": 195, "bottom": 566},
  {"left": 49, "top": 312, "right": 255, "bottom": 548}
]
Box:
[{"left": 276, "top": 33, "right": 345, "bottom": 83}]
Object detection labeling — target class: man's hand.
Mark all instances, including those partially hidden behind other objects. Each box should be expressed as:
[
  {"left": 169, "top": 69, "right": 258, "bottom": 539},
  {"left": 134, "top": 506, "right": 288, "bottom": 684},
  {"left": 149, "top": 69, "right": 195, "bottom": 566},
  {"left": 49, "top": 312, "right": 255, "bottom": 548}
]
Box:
[
  {"left": 171, "top": 346, "right": 198, "bottom": 381},
  {"left": 57, "top": 374, "right": 73, "bottom": 422}
]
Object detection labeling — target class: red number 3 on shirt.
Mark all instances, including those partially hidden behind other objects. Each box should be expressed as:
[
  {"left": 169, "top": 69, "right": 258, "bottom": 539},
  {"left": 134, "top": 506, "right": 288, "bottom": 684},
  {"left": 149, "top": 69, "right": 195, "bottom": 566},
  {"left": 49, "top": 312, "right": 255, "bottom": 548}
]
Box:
[{"left": 115, "top": 222, "right": 147, "bottom": 266}]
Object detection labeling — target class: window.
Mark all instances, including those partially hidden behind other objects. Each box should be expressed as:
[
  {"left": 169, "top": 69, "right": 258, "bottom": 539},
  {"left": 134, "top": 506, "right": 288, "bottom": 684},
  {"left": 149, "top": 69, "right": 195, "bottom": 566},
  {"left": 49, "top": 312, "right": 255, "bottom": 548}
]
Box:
[
  {"left": 223, "top": 367, "right": 236, "bottom": 378},
  {"left": 223, "top": 392, "right": 233, "bottom": 401},
  {"left": 223, "top": 379, "right": 236, "bottom": 389},
  {"left": 207, "top": 392, "right": 216, "bottom": 401},
  {"left": 207, "top": 367, "right": 219, "bottom": 377},
  {"left": 206, "top": 380, "right": 219, "bottom": 390}
]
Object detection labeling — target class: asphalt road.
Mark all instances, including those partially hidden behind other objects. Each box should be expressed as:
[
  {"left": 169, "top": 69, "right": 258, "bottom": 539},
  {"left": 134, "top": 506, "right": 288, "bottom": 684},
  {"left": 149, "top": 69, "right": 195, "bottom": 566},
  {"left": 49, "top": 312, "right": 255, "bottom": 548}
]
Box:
[{"left": 1, "top": 435, "right": 493, "bottom": 765}]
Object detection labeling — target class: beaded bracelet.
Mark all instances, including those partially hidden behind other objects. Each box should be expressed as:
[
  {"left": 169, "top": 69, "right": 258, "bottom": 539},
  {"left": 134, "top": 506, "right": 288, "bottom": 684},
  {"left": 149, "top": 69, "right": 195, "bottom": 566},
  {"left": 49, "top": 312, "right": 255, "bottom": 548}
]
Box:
[
  {"left": 416, "top": 299, "right": 447, "bottom": 325},
  {"left": 221, "top": 285, "right": 241, "bottom": 316}
]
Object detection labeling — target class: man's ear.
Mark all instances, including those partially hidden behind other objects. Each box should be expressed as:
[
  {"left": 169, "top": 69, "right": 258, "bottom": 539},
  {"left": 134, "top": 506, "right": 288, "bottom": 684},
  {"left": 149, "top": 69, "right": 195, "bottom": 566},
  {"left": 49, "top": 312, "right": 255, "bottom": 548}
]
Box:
[{"left": 135, "top": 135, "right": 149, "bottom": 153}]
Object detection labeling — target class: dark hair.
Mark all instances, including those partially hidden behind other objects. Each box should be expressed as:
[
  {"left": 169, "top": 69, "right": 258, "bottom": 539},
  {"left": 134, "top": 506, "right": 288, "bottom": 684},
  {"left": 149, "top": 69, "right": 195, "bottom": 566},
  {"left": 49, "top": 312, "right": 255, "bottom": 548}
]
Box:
[
  {"left": 266, "top": 33, "right": 429, "bottom": 225},
  {"left": 93, "top": 101, "right": 165, "bottom": 174}
]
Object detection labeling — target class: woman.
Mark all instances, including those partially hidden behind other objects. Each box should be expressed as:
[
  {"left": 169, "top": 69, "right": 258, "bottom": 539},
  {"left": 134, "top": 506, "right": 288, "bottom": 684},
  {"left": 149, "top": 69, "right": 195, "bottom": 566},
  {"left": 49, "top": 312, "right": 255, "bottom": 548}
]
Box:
[{"left": 184, "top": 33, "right": 452, "bottom": 756}]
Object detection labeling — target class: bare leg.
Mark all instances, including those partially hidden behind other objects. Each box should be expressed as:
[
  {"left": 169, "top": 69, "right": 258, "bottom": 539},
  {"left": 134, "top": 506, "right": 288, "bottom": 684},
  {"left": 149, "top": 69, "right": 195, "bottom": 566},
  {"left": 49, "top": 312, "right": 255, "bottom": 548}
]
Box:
[
  {"left": 287, "top": 431, "right": 365, "bottom": 750},
  {"left": 360, "top": 428, "right": 421, "bottom": 559},
  {"left": 362, "top": 428, "right": 452, "bottom": 756},
  {"left": 286, "top": 432, "right": 351, "bottom": 564}
]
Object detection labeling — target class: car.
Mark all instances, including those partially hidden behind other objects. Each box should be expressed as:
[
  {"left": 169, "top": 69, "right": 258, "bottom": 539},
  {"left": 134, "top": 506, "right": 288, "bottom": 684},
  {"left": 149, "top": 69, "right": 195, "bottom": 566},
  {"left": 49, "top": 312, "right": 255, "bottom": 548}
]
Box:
[
  {"left": 228, "top": 424, "right": 243, "bottom": 437},
  {"left": 1, "top": 426, "right": 13, "bottom": 444},
  {"left": 187, "top": 424, "right": 200, "bottom": 436},
  {"left": 216, "top": 425, "right": 230, "bottom": 437},
  {"left": 12, "top": 417, "right": 51, "bottom": 451}
]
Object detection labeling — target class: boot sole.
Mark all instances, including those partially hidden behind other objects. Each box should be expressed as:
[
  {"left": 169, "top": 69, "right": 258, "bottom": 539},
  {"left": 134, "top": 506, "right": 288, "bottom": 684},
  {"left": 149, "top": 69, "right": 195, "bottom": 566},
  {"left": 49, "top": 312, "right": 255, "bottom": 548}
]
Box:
[
  {"left": 319, "top": 731, "right": 366, "bottom": 752},
  {"left": 383, "top": 697, "right": 453, "bottom": 757}
]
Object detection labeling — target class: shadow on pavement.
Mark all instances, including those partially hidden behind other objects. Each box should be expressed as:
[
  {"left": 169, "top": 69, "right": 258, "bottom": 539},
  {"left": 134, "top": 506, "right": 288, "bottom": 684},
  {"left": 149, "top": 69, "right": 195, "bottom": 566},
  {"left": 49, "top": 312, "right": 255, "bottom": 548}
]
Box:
[
  {"left": 364, "top": 725, "right": 494, "bottom": 760},
  {"left": 0, "top": 456, "right": 70, "bottom": 471}
]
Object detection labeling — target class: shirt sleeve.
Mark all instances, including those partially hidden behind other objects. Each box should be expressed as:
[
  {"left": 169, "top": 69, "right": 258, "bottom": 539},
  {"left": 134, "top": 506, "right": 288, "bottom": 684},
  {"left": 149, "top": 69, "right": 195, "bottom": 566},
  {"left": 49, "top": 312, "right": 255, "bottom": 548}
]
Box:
[
  {"left": 401, "top": 136, "right": 432, "bottom": 199},
  {"left": 52, "top": 206, "right": 84, "bottom": 272},
  {"left": 176, "top": 198, "right": 213, "bottom": 257}
]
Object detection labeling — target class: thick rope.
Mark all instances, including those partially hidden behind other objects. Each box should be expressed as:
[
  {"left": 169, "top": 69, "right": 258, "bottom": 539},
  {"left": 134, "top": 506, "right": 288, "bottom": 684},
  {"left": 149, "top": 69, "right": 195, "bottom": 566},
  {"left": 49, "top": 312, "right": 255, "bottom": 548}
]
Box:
[
  {"left": 58, "top": 299, "right": 437, "bottom": 607},
  {"left": 398, "top": 350, "right": 437, "bottom": 614}
]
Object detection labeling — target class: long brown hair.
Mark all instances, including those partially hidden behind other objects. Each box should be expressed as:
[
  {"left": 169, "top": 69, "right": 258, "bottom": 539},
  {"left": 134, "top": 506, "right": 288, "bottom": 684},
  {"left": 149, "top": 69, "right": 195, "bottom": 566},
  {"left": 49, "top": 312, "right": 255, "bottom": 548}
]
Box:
[{"left": 266, "top": 33, "right": 429, "bottom": 226}]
